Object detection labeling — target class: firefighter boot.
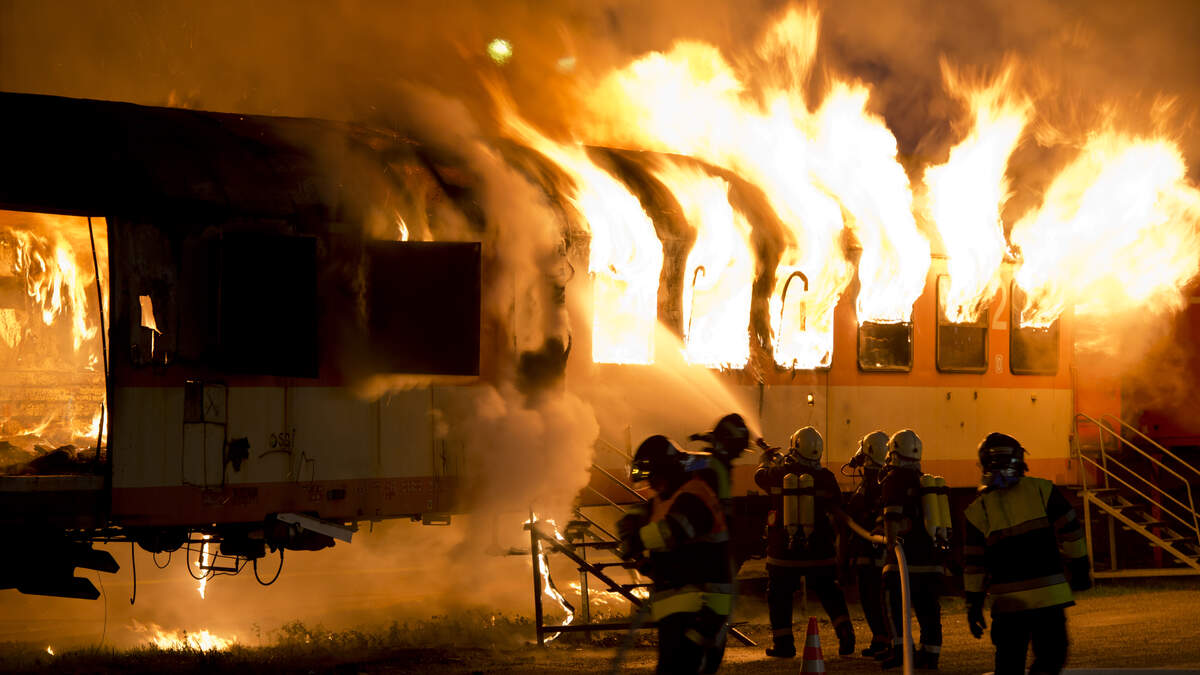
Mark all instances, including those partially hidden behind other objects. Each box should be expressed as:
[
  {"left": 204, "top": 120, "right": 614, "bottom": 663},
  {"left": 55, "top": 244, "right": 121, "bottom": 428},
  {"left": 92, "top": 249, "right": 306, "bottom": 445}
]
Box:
[
  {"left": 879, "top": 646, "right": 903, "bottom": 670},
  {"left": 765, "top": 635, "right": 796, "bottom": 658},
  {"left": 862, "top": 639, "right": 891, "bottom": 658},
  {"left": 914, "top": 648, "right": 939, "bottom": 670},
  {"left": 836, "top": 622, "right": 856, "bottom": 656}
]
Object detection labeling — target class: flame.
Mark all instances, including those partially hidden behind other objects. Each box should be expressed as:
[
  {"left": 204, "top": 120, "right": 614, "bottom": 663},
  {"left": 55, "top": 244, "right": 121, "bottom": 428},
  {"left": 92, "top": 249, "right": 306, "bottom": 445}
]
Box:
[
  {"left": 45, "top": 646, "right": 53, "bottom": 656},
  {"left": 8, "top": 229, "right": 98, "bottom": 351},
  {"left": 196, "top": 535, "right": 211, "bottom": 599},
  {"left": 809, "top": 81, "right": 929, "bottom": 324},
  {"left": 524, "top": 515, "right": 575, "bottom": 642},
  {"left": 1012, "top": 131, "right": 1200, "bottom": 329},
  {"left": 495, "top": 106, "right": 663, "bottom": 365},
  {"left": 652, "top": 162, "right": 754, "bottom": 368},
  {"left": 132, "top": 620, "right": 235, "bottom": 652},
  {"left": 923, "top": 60, "right": 1031, "bottom": 323},
  {"left": 578, "top": 7, "right": 859, "bottom": 368},
  {"left": 395, "top": 213, "right": 410, "bottom": 242}
]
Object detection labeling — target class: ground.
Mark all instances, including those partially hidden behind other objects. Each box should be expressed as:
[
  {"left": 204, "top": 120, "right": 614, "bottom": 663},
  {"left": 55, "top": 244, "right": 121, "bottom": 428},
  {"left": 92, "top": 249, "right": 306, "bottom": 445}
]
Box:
[{"left": 4, "top": 581, "right": 1199, "bottom": 673}]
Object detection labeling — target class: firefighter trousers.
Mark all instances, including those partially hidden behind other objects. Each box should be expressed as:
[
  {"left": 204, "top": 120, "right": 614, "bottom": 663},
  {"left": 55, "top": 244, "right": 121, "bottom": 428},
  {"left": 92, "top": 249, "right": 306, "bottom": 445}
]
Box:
[
  {"left": 856, "top": 564, "right": 889, "bottom": 646},
  {"left": 656, "top": 607, "right": 728, "bottom": 674},
  {"left": 991, "top": 605, "right": 1068, "bottom": 675},
  {"left": 766, "top": 564, "right": 852, "bottom": 645},
  {"left": 883, "top": 571, "right": 942, "bottom": 654}
]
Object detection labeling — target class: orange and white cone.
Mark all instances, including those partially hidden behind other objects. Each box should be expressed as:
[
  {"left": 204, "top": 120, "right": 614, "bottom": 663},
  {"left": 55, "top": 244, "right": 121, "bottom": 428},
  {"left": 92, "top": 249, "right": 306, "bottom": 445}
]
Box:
[{"left": 800, "top": 616, "right": 826, "bottom": 673}]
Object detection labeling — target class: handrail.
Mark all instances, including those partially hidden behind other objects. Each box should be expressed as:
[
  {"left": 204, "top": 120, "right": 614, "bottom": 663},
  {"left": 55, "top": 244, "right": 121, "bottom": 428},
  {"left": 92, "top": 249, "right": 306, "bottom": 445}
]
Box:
[
  {"left": 596, "top": 437, "right": 633, "bottom": 463},
  {"left": 1076, "top": 414, "right": 1189, "bottom": 484},
  {"left": 1100, "top": 414, "right": 1200, "bottom": 481},
  {"left": 592, "top": 463, "right": 649, "bottom": 504},
  {"left": 1076, "top": 452, "right": 1199, "bottom": 540},
  {"left": 584, "top": 486, "right": 630, "bottom": 517},
  {"left": 1076, "top": 413, "right": 1200, "bottom": 544},
  {"left": 573, "top": 502, "right": 620, "bottom": 541}
]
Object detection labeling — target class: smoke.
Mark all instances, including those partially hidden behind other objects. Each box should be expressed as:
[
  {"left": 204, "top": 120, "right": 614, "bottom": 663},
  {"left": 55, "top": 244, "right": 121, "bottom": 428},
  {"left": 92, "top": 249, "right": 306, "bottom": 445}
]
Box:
[{"left": 3, "top": 0, "right": 1200, "bottom": 646}]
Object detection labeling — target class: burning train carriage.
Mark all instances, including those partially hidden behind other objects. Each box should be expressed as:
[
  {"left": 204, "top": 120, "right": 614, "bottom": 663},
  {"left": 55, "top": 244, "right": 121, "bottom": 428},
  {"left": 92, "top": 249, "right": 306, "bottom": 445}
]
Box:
[
  {"left": 0, "top": 92, "right": 490, "bottom": 597},
  {"left": 0, "top": 89, "right": 1123, "bottom": 599}
]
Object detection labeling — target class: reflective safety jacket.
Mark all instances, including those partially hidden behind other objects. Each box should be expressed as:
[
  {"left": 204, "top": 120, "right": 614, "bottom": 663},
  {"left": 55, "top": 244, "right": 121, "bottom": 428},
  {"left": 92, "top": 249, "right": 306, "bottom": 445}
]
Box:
[
  {"left": 755, "top": 461, "right": 842, "bottom": 569},
  {"left": 878, "top": 466, "right": 943, "bottom": 575},
  {"left": 639, "top": 474, "right": 733, "bottom": 621},
  {"left": 963, "top": 476, "right": 1087, "bottom": 613}
]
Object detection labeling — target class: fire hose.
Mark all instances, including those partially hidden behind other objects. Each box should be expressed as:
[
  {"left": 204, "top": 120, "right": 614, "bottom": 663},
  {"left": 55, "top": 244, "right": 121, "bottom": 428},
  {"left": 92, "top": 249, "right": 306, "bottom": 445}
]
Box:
[{"left": 835, "top": 507, "right": 914, "bottom": 675}]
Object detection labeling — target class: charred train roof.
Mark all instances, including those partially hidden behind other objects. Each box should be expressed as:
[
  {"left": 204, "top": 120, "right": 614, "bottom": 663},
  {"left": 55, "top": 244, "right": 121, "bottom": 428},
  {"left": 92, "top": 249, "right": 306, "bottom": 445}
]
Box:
[{"left": 0, "top": 91, "right": 418, "bottom": 225}]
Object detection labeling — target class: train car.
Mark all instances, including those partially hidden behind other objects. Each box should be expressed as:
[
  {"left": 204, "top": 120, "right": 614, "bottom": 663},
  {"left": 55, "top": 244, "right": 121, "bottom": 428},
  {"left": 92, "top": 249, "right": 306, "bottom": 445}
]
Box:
[{"left": 0, "top": 91, "right": 1124, "bottom": 599}]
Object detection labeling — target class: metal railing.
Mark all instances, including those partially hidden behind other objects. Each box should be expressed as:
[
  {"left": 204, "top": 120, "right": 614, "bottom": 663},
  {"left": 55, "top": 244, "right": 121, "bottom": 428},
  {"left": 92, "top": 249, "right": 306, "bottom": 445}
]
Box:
[{"left": 1073, "top": 413, "right": 1200, "bottom": 550}]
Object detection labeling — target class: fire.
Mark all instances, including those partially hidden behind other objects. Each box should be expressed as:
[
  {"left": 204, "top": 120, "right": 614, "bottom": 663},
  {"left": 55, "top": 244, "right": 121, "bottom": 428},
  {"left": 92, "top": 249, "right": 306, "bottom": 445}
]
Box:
[
  {"left": 196, "top": 534, "right": 212, "bottom": 599},
  {"left": 1012, "top": 130, "right": 1200, "bottom": 329},
  {"left": 495, "top": 106, "right": 663, "bottom": 365},
  {"left": 923, "top": 60, "right": 1031, "bottom": 323},
  {"left": 525, "top": 515, "right": 575, "bottom": 642},
  {"left": 7, "top": 229, "right": 98, "bottom": 352},
  {"left": 651, "top": 161, "right": 753, "bottom": 368},
  {"left": 45, "top": 646, "right": 53, "bottom": 656},
  {"left": 132, "top": 620, "right": 235, "bottom": 652},
  {"left": 809, "top": 81, "right": 929, "bottom": 325}
]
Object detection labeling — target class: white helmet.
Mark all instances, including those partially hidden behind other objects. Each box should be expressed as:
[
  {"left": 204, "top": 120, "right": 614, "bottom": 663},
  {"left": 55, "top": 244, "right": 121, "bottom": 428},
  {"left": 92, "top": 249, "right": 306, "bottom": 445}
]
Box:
[
  {"left": 886, "top": 429, "right": 922, "bottom": 464},
  {"left": 859, "top": 430, "right": 889, "bottom": 467},
  {"left": 789, "top": 426, "right": 823, "bottom": 463}
]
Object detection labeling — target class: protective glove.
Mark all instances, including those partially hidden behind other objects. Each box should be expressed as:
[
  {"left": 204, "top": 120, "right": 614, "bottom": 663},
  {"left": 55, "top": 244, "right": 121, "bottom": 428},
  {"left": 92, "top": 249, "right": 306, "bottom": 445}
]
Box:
[
  {"left": 966, "top": 592, "right": 986, "bottom": 639},
  {"left": 616, "top": 513, "right": 645, "bottom": 560},
  {"left": 1067, "top": 556, "right": 1093, "bottom": 592}
]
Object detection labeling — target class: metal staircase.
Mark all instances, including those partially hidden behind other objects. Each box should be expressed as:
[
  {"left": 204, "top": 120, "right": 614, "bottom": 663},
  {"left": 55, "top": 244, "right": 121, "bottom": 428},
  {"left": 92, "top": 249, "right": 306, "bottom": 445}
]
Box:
[
  {"left": 1072, "top": 413, "right": 1200, "bottom": 578},
  {"left": 527, "top": 435, "right": 754, "bottom": 646}
]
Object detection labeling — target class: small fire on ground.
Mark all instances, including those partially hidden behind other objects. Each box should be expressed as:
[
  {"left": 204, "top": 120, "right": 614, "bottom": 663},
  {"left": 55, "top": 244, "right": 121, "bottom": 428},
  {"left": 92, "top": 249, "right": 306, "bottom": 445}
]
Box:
[{"left": 131, "top": 620, "right": 235, "bottom": 652}]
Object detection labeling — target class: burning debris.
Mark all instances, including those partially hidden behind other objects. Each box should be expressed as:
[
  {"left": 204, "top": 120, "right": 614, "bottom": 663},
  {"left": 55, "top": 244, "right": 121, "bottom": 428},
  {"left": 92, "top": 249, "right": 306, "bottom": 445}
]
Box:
[{"left": 131, "top": 620, "right": 236, "bottom": 652}]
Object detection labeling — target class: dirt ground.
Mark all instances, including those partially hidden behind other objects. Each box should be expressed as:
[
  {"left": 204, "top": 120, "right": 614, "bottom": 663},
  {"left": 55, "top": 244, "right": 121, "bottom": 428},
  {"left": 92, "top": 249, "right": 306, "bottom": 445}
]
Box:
[{"left": 8, "top": 580, "right": 1200, "bottom": 674}]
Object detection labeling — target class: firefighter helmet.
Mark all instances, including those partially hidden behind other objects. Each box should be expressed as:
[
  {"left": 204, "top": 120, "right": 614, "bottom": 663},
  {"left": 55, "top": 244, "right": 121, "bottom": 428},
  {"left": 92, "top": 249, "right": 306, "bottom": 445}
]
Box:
[
  {"left": 886, "top": 429, "right": 922, "bottom": 465},
  {"left": 631, "top": 435, "right": 684, "bottom": 484},
  {"left": 712, "top": 413, "right": 751, "bottom": 455},
  {"left": 978, "top": 432, "right": 1027, "bottom": 490},
  {"left": 788, "top": 426, "right": 824, "bottom": 463},
  {"left": 856, "top": 430, "right": 889, "bottom": 468}
]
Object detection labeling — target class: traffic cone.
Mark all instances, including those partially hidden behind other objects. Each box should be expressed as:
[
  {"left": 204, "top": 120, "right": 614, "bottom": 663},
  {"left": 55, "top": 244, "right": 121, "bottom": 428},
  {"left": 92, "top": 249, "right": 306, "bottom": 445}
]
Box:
[{"left": 800, "top": 616, "right": 826, "bottom": 673}]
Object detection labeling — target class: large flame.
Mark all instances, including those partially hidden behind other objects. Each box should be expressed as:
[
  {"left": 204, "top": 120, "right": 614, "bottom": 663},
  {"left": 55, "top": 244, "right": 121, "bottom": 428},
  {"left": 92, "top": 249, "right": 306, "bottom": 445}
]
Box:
[
  {"left": 580, "top": 7, "right": 855, "bottom": 368},
  {"left": 923, "top": 60, "right": 1031, "bottom": 324},
  {"left": 808, "top": 81, "right": 929, "bottom": 324},
  {"left": 651, "top": 161, "right": 754, "bottom": 368},
  {"left": 7, "top": 229, "right": 98, "bottom": 352},
  {"left": 1012, "top": 131, "right": 1200, "bottom": 329},
  {"left": 495, "top": 109, "right": 663, "bottom": 365}
]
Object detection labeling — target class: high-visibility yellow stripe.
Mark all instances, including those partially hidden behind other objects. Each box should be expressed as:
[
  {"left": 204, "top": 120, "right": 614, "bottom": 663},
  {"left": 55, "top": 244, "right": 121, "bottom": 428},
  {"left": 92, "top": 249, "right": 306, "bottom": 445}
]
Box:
[
  {"left": 1063, "top": 537, "right": 1087, "bottom": 559},
  {"left": 684, "top": 628, "right": 705, "bottom": 645},
  {"left": 991, "top": 581, "right": 1074, "bottom": 613},
  {"left": 639, "top": 522, "right": 668, "bottom": 552},
  {"left": 773, "top": 627, "right": 793, "bottom": 637},
  {"left": 650, "top": 590, "right": 705, "bottom": 620},
  {"left": 964, "top": 573, "right": 985, "bottom": 593},
  {"left": 703, "top": 592, "right": 733, "bottom": 616},
  {"left": 990, "top": 573, "right": 1066, "bottom": 594}
]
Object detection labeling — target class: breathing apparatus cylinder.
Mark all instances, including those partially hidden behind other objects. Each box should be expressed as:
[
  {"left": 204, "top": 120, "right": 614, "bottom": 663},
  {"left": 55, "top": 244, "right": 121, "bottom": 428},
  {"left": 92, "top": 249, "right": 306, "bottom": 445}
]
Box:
[
  {"left": 920, "top": 473, "right": 941, "bottom": 538},
  {"left": 934, "top": 476, "right": 952, "bottom": 543},
  {"left": 782, "top": 472, "right": 815, "bottom": 544}
]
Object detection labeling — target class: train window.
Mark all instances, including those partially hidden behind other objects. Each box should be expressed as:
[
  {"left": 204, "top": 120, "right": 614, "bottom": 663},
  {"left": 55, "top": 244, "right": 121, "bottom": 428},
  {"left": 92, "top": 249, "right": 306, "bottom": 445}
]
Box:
[
  {"left": 935, "top": 275, "right": 988, "bottom": 373},
  {"left": 1009, "top": 284, "right": 1059, "bottom": 375},
  {"left": 218, "top": 233, "right": 319, "bottom": 378},
  {"left": 858, "top": 321, "right": 913, "bottom": 372},
  {"left": 366, "top": 241, "right": 481, "bottom": 376}
]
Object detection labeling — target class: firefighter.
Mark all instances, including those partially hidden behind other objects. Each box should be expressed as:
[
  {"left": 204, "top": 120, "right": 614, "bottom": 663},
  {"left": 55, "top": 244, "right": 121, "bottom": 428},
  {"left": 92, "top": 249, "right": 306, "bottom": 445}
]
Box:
[
  {"left": 843, "top": 430, "right": 890, "bottom": 658},
  {"left": 690, "top": 413, "right": 752, "bottom": 507},
  {"left": 878, "top": 429, "right": 943, "bottom": 670},
  {"left": 755, "top": 426, "right": 856, "bottom": 658},
  {"left": 618, "top": 435, "right": 733, "bottom": 674},
  {"left": 963, "top": 433, "right": 1091, "bottom": 675}
]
